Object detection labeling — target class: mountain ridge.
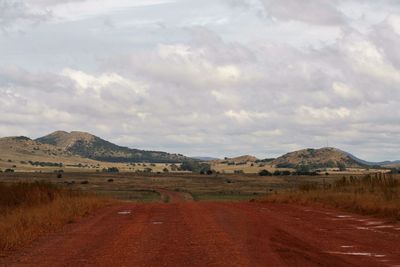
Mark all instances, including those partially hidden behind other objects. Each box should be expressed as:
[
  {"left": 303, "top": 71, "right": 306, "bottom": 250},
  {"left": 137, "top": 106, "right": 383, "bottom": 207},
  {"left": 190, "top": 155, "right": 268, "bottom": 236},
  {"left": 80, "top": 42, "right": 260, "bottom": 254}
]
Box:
[
  {"left": 0, "top": 135, "right": 98, "bottom": 165},
  {"left": 36, "top": 131, "right": 191, "bottom": 163},
  {"left": 1, "top": 132, "right": 398, "bottom": 168}
]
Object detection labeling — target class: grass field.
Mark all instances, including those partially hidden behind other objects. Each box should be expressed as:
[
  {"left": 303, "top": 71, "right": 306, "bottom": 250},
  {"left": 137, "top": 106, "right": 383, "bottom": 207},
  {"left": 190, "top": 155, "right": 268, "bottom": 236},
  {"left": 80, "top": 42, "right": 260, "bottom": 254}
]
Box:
[
  {"left": 0, "top": 158, "right": 186, "bottom": 174},
  {"left": 0, "top": 182, "right": 111, "bottom": 253},
  {"left": 95, "top": 189, "right": 161, "bottom": 202},
  {"left": 265, "top": 173, "right": 400, "bottom": 220},
  {"left": 0, "top": 172, "right": 362, "bottom": 202},
  {"left": 2, "top": 171, "right": 396, "bottom": 207}
]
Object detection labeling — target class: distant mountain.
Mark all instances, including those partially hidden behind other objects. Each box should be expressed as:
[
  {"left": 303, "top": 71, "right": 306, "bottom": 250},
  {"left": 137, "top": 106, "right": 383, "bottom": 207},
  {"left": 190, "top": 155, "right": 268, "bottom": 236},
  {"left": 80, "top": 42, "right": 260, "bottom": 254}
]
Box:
[
  {"left": 345, "top": 152, "right": 400, "bottom": 167},
  {"left": 36, "top": 131, "right": 191, "bottom": 163},
  {"left": 271, "top": 147, "right": 366, "bottom": 169},
  {"left": 192, "top": 156, "right": 220, "bottom": 161},
  {"left": 381, "top": 161, "right": 400, "bottom": 167},
  {"left": 0, "top": 136, "right": 96, "bottom": 165}
]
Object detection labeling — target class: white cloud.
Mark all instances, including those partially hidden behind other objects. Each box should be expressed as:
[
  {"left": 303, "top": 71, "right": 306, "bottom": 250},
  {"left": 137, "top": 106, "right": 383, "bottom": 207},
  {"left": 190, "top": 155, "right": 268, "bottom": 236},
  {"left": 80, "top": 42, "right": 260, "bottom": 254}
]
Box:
[
  {"left": 332, "top": 82, "right": 361, "bottom": 100},
  {"left": 61, "top": 68, "right": 148, "bottom": 96},
  {"left": 1, "top": 0, "right": 400, "bottom": 160},
  {"left": 387, "top": 15, "right": 400, "bottom": 35},
  {"left": 225, "top": 110, "right": 270, "bottom": 123},
  {"left": 343, "top": 38, "right": 400, "bottom": 84},
  {"left": 298, "top": 106, "right": 351, "bottom": 121},
  {"left": 216, "top": 65, "right": 241, "bottom": 82}
]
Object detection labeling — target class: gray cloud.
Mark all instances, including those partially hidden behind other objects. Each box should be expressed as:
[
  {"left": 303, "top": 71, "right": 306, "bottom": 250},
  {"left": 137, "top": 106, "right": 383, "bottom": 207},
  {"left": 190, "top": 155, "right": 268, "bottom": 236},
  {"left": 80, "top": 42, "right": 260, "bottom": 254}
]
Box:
[
  {"left": 227, "top": 0, "right": 345, "bottom": 25},
  {"left": 0, "top": 0, "right": 50, "bottom": 32},
  {"left": 261, "top": 0, "right": 345, "bottom": 25},
  {"left": 0, "top": 0, "right": 399, "bottom": 161}
]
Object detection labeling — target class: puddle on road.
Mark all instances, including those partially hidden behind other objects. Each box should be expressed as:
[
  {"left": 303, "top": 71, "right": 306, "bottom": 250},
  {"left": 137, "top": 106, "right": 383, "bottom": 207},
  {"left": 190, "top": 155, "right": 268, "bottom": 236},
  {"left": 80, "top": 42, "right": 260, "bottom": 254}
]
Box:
[
  {"left": 365, "top": 221, "right": 383, "bottom": 226},
  {"left": 152, "top": 221, "right": 163, "bottom": 225},
  {"left": 373, "top": 225, "right": 394, "bottom": 229},
  {"left": 341, "top": 245, "right": 354, "bottom": 248},
  {"left": 336, "top": 215, "right": 352, "bottom": 218},
  {"left": 118, "top": 211, "right": 132, "bottom": 215},
  {"left": 325, "top": 251, "right": 386, "bottom": 258}
]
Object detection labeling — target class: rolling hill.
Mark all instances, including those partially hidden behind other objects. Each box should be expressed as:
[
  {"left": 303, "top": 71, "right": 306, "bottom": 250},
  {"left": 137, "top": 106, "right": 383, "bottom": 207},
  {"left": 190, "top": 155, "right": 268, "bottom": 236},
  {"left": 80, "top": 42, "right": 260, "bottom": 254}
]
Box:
[
  {"left": 271, "top": 147, "right": 366, "bottom": 169},
  {"left": 0, "top": 136, "right": 99, "bottom": 166},
  {"left": 36, "top": 131, "right": 191, "bottom": 163}
]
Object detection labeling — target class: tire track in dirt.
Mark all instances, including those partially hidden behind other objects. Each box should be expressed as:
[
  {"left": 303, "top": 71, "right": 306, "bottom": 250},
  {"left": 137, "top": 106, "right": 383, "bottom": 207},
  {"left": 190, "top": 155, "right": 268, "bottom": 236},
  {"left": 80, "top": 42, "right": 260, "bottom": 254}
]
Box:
[{"left": 2, "top": 197, "right": 400, "bottom": 267}]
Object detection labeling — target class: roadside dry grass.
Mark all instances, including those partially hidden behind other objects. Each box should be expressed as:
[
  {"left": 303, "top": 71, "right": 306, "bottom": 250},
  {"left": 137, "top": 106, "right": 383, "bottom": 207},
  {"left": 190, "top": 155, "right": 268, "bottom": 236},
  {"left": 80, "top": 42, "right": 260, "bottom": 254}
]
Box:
[
  {"left": 0, "top": 181, "right": 111, "bottom": 253},
  {"left": 265, "top": 174, "right": 400, "bottom": 220}
]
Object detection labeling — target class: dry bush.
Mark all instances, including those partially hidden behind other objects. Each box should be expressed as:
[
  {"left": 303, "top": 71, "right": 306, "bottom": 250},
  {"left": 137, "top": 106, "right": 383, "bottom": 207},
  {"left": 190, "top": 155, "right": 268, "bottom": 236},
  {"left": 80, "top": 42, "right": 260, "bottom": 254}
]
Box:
[
  {"left": 265, "top": 174, "right": 400, "bottom": 220},
  {"left": 0, "top": 182, "right": 110, "bottom": 252}
]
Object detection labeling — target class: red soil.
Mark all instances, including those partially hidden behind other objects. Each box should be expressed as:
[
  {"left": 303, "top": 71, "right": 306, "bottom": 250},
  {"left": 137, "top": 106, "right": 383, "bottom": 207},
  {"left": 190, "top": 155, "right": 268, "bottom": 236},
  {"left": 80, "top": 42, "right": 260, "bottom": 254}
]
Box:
[{"left": 2, "top": 193, "right": 400, "bottom": 267}]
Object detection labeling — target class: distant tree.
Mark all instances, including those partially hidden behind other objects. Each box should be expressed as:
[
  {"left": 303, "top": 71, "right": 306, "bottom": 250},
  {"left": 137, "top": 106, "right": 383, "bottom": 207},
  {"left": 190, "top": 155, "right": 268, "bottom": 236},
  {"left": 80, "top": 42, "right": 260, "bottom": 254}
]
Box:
[
  {"left": 273, "top": 170, "right": 281, "bottom": 176},
  {"left": 259, "top": 169, "right": 272, "bottom": 176},
  {"left": 326, "top": 160, "right": 336, "bottom": 168},
  {"left": 296, "top": 164, "right": 311, "bottom": 173},
  {"left": 337, "top": 162, "right": 347, "bottom": 171},
  {"left": 103, "top": 167, "right": 119, "bottom": 173},
  {"left": 180, "top": 160, "right": 211, "bottom": 173},
  {"left": 170, "top": 164, "right": 178, "bottom": 171},
  {"left": 276, "top": 163, "right": 296, "bottom": 168},
  {"left": 163, "top": 168, "right": 169, "bottom": 173}
]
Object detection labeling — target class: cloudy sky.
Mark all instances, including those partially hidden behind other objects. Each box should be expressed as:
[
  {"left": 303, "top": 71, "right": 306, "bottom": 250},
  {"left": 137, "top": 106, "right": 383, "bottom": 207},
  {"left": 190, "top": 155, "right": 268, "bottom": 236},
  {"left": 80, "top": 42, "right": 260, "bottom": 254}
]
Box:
[{"left": 1, "top": 0, "right": 400, "bottom": 160}]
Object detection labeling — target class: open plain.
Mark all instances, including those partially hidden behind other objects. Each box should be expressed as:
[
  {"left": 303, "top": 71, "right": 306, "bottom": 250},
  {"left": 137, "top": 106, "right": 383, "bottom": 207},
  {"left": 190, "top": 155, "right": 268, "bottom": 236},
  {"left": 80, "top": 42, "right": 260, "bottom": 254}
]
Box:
[{"left": 1, "top": 172, "right": 400, "bottom": 266}]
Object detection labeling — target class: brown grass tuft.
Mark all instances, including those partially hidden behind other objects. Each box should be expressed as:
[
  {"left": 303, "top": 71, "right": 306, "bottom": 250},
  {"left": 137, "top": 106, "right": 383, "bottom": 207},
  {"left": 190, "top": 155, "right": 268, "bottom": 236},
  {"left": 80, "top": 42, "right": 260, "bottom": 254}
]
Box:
[
  {"left": 0, "top": 182, "right": 111, "bottom": 252},
  {"left": 264, "top": 174, "right": 400, "bottom": 220}
]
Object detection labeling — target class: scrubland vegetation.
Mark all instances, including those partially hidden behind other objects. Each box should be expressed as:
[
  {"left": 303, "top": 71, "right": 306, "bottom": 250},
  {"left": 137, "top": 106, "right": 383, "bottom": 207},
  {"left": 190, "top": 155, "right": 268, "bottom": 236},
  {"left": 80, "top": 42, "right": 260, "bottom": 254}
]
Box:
[
  {"left": 0, "top": 182, "right": 110, "bottom": 253},
  {"left": 266, "top": 173, "right": 400, "bottom": 220}
]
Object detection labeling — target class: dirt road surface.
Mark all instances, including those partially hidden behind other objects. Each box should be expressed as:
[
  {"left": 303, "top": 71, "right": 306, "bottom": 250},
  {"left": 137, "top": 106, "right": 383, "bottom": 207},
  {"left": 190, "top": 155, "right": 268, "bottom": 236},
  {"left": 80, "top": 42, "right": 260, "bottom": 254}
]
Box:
[{"left": 2, "top": 191, "right": 400, "bottom": 267}]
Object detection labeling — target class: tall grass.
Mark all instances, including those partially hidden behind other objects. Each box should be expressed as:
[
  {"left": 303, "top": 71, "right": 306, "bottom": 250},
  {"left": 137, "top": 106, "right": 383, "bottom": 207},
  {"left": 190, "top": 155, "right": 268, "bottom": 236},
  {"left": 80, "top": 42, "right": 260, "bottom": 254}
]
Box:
[
  {"left": 266, "top": 174, "right": 400, "bottom": 220},
  {"left": 0, "top": 182, "right": 110, "bottom": 252}
]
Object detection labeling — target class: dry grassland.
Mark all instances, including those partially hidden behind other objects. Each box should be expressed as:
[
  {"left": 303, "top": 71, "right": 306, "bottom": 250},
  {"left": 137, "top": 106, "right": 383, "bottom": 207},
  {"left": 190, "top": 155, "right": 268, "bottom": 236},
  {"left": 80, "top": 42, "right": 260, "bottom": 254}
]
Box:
[
  {"left": 265, "top": 173, "right": 400, "bottom": 220},
  {"left": 0, "top": 182, "right": 111, "bottom": 253}
]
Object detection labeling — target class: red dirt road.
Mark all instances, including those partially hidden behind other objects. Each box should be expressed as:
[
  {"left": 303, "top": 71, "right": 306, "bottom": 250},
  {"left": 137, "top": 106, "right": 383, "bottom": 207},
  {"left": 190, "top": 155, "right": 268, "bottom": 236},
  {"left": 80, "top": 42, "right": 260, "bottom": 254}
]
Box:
[{"left": 2, "top": 197, "right": 400, "bottom": 266}]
